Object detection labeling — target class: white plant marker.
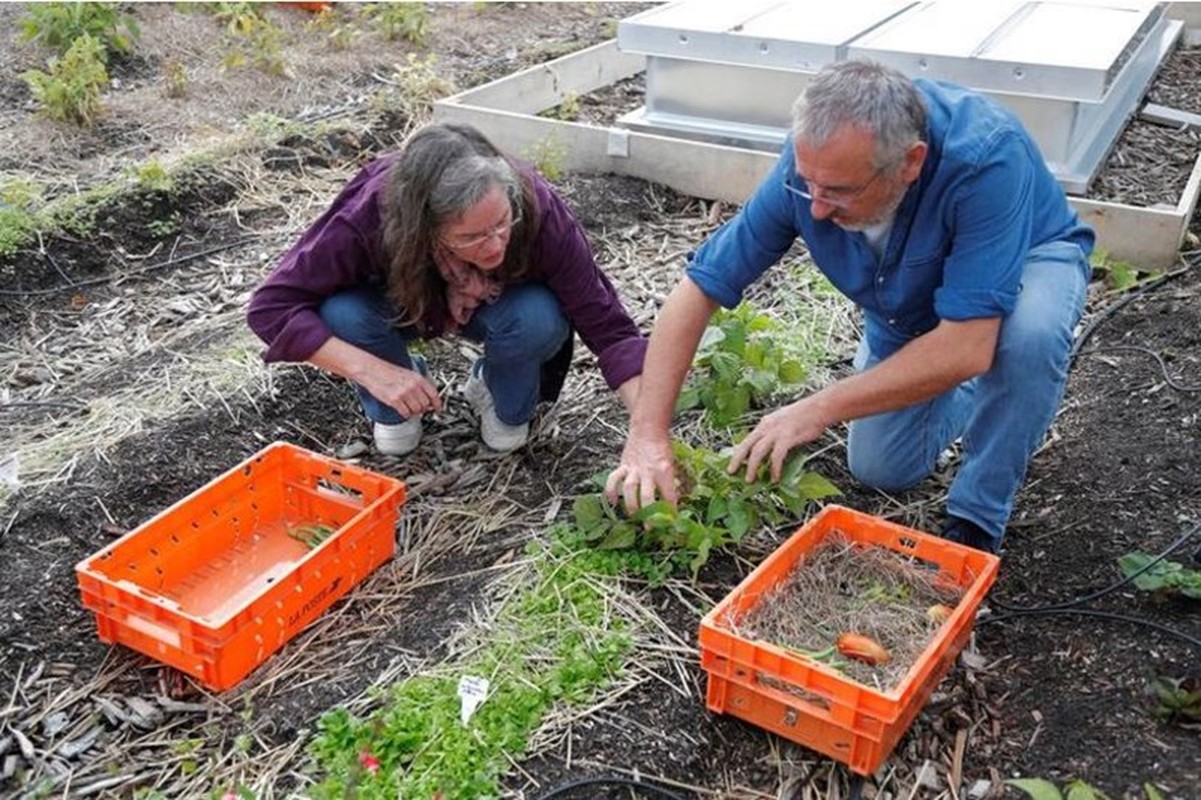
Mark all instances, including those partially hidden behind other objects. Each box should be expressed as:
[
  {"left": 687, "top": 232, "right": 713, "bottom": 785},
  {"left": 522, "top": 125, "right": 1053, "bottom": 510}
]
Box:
[{"left": 457, "top": 674, "right": 489, "bottom": 726}]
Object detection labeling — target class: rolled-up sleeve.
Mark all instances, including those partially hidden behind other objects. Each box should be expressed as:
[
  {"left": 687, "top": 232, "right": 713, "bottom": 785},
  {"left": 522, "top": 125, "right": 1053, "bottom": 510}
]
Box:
[{"left": 686, "top": 147, "right": 800, "bottom": 308}]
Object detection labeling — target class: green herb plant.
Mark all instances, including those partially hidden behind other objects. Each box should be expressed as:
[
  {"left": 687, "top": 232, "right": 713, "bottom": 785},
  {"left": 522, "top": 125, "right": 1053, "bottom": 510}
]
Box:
[
  {"left": 308, "top": 543, "right": 633, "bottom": 799},
  {"left": 1007, "top": 778, "right": 1164, "bottom": 800},
  {"left": 371, "top": 54, "right": 456, "bottom": 123},
  {"left": 162, "top": 59, "right": 187, "bottom": 98},
  {"left": 20, "top": 2, "right": 140, "bottom": 61},
  {"left": 676, "top": 301, "right": 808, "bottom": 429},
  {"left": 526, "top": 134, "right": 567, "bottom": 181},
  {"left": 539, "top": 91, "right": 581, "bottom": 122},
  {"left": 213, "top": 3, "right": 288, "bottom": 76},
  {"left": 1117, "top": 552, "right": 1201, "bottom": 599},
  {"left": 1147, "top": 675, "right": 1201, "bottom": 729},
  {"left": 569, "top": 440, "right": 839, "bottom": 578},
  {"left": 361, "top": 3, "right": 430, "bottom": 45},
  {"left": 1091, "top": 249, "right": 1161, "bottom": 294},
  {"left": 0, "top": 179, "right": 45, "bottom": 259},
  {"left": 23, "top": 33, "right": 110, "bottom": 126},
  {"left": 306, "top": 7, "right": 360, "bottom": 51}
]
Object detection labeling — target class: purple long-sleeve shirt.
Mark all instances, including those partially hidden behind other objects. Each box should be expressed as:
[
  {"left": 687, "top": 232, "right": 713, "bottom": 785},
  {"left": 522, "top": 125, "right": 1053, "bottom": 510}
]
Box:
[{"left": 246, "top": 156, "right": 647, "bottom": 390}]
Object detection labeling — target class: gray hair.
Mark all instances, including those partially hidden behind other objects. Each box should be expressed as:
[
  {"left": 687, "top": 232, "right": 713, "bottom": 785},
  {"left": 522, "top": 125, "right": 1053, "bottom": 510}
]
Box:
[
  {"left": 791, "top": 59, "right": 927, "bottom": 168},
  {"left": 427, "top": 153, "right": 520, "bottom": 223}
]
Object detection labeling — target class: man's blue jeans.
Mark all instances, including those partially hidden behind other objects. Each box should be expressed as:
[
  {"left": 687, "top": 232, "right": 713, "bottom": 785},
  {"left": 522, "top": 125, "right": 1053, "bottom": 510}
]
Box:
[
  {"left": 845, "top": 241, "right": 1090, "bottom": 541},
  {"left": 318, "top": 284, "right": 570, "bottom": 426}
]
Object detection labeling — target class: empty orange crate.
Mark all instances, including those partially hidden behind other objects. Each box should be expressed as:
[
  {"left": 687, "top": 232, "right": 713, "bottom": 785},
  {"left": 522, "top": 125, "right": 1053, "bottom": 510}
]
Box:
[
  {"left": 75, "top": 442, "right": 406, "bottom": 692},
  {"left": 699, "top": 504, "right": 999, "bottom": 775}
]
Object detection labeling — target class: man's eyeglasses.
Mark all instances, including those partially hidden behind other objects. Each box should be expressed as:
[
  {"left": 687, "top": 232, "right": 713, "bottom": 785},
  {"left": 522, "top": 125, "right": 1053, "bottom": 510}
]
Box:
[
  {"left": 441, "top": 209, "right": 522, "bottom": 252},
  {"left": 783, "top": 164, "right": 891, "bottom": 210}
]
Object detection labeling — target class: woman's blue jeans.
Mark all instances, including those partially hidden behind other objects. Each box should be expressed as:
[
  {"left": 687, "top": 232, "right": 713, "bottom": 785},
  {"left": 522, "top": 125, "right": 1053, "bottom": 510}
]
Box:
[
  {"left": 845, "top": 241, "right": 1090, "bottom": 540},
  {"left": 318, "top": 284, "right": 570, "bottom": 426}
]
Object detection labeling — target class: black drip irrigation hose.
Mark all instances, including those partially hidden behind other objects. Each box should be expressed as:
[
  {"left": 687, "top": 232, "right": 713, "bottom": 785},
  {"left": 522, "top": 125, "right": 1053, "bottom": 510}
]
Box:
[{"left": 534, "top": 775, "right": 690, "bottom": 800}]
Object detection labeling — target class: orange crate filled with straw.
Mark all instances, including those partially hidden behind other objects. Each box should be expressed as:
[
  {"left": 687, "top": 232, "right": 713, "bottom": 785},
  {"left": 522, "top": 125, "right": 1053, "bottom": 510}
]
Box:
[{"left": 699, "top": 504, "right": 999, "bottom": 775}]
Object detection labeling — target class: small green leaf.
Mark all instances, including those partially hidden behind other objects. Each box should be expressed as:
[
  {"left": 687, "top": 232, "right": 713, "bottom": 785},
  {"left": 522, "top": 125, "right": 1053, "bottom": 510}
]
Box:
[
  {"left": 778, "top": 359, "right": 806, "bottom": 384},
  {"left": 1144, "top": 783, "right": 1165, "bottom": 800},
  {"left": 597, "top": 522, "right": 637, "bottom": 550},
  {"left": 727, "top": 501, "right": 750, "bottom": 540},
  {"left": 675, "top": 384, "right": 701, "bottom": 412},
  {"left": 1006, "top": 778, "right": 1064, "bottom": 800},
  {"left": 572, "top": 495, "right": 605, "bottom": 531},
  {"left": 793, "top": 472, "right": 842, "bottom": 500},
  {"left": 1065, "top": 780, "right": 1109, "bottom": 800}
]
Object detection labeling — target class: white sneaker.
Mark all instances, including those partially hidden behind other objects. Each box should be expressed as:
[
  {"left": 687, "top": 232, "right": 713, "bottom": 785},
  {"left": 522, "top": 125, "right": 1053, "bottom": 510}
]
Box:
[
  {"left": 463, "top": 361, "right": 528, "bottom": 452},
  {"left": 373, "top": 417, "right": 422, "bottom": 456}
]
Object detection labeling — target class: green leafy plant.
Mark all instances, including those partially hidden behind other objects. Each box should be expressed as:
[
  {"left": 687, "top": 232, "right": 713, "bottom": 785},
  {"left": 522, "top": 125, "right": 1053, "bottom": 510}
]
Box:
[
  {"left": 0, "top": 179, "right": 45, "bottom": 259},
  {"left": 131, "top": 159, "right": 174, "bottom": 192},
  {"left": 1147, "top": 675, "right": 1201, "bottom": 729},
  {"left": 213, "top": 2, "right": 288, "bottom": 76},
  {"left": 20, "top": 2, "right": 140, "bottom": 60},
  {"left": 1091, "top": 249, "right": 1161, "bottom": 293},
  {"left": 539, "top": 91, "right": 581, "bottom": 122},
  {"left": 361, "top": 2, "right": 430, "bottom": 45},
  {"left": 676, "top": 301, "right": 808, "bottom": 429},
  {"left": 570, "top": 441, "right": 839, "bottom": 578},
  {"left": 1007, "top": 778, "right": 1165, "bottom": 800},
  {"left": 162, "top": 59, "right": 187, "bottom": 98},
  {"left": 371, "top": 53, "right": 456, "bottom": 123},
  {"left": 306, "top": 7, "right": 360, "bottom": 51},
  {"left": 1117, "top": 552, "right": 1201, "bottom": 599},
  {"left": 526, "top": 134, "right": 567, "bottom": 181},
  {"left": 308, "top": 544, "right": 632, "bottom": 799},
  {"left": 22, "top": 33, "right": 110, "bottom": 126}
]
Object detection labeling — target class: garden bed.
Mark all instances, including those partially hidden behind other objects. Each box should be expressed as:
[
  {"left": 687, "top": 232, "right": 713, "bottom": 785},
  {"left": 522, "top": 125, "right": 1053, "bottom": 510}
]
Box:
[{"left": 2, "top": 4, "right": 1200, "bottom": 799}]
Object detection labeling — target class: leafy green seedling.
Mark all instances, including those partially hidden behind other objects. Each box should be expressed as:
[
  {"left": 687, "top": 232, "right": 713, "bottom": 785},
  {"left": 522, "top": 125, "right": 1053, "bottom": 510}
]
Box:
[
  {"left": 677, "top": 301, "right": 808, "bottom": 429},
  {"left": 23, "top": 33, "right": 109, "bottom": 126},
  {"left": 1117, "top": 553, "right": 1201, "bottom": 599},
  {"left": 20, "top": 2, "right": 140, "bottom": 61},
  {"left": 1147, "top": 675, "right": 1201, "bottom": 729},
  {"left": 571, "top": 441, "right": 839, "bottom": 578}
]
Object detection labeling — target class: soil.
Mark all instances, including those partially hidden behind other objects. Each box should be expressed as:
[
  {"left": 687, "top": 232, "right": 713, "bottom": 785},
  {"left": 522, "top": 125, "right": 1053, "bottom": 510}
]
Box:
[{"left": 2, "top": 4, "right": 1200, "bottom": 800}]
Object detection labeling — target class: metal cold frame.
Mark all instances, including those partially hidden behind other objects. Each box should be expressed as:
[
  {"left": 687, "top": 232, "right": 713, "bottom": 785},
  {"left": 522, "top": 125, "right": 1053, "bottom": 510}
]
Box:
[{"left": 617, "top": 0, "right": 1182, "bottom": 194}]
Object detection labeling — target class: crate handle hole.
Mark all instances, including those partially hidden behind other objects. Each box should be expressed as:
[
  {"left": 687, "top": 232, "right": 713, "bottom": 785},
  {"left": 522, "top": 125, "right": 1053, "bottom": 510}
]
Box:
[{"left": 317, "top": 477, "right": 363, "bottom": 504}]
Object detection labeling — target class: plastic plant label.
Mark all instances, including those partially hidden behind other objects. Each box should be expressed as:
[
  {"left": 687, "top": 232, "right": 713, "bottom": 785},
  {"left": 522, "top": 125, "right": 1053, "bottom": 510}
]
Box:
[
  {"left": 457, "top": 675, "right": 489, "bottom": 726},
  {"left": 0, "top": 454, "right": 19, "bottom": 490}
]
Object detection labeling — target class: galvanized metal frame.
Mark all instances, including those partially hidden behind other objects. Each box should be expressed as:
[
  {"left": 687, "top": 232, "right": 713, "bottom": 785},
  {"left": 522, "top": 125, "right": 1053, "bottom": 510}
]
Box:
[{"left": 433, "top": 39, "right": 1201, "bottom": 269}]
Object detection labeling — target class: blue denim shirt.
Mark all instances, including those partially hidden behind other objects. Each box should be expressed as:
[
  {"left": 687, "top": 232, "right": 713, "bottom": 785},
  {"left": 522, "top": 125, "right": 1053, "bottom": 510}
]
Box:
[{"left": 687, "top": 79, "right": 1095, "bottom": 359}]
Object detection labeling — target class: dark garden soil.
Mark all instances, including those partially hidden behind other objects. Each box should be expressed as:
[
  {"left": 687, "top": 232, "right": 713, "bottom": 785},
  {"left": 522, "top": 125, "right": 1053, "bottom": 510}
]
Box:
[{"left": 2, "top": 4, "right": 1200, "bottom": 800}]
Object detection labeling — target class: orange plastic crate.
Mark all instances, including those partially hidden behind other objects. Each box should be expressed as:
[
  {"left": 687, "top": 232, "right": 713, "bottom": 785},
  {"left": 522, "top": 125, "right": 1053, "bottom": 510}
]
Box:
[
  {"left": 76, "top": 442, "right": 406, "bottom": 692},
  {"left": 698, "top": 504, "right": 999, "bottom": 775}
]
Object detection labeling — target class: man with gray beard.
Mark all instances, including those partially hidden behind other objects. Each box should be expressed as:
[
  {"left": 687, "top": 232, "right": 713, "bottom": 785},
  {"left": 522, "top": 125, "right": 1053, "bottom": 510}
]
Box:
[{"left": 606, "top": 59, "right": 1094, "bottom": 555}]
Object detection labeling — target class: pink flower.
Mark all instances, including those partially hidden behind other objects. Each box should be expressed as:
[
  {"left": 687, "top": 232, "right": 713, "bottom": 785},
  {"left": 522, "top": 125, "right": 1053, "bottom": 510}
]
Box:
[{"left": 358, "top": 751, "right": 380, "bottom": 775}]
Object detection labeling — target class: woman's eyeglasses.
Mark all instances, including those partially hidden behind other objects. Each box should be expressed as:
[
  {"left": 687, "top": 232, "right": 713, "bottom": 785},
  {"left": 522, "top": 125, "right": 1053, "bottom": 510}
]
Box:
[{"left": 441, "top": 209, "right": 522, "bottom": 252}]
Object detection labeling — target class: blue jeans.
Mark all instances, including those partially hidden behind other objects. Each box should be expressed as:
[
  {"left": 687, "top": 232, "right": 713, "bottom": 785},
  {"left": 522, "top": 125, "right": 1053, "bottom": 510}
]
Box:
[
  {"left": 318, "top": 284, "right": 570, "bottom": 425},
  {"left": 845, "top": 241, "right": 1089, "bottom": 540}
]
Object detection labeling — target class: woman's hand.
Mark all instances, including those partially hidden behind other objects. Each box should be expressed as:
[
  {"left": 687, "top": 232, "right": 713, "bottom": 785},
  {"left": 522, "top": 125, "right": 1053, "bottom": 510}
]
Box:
[{"left": 363, "top": 361, "right": 443, "bottom": 419}]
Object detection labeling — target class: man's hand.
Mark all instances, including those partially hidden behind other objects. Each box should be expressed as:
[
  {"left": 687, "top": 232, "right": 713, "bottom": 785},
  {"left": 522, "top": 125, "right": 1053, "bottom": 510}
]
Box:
[
  {"left": 605, "top": 433, "right": 678, "bottom": 512},
  {"left": 728, "top": 396, "right": 832, "bottom": 483},
  {"left": 363, "top": 362, "right": 443, "bottom": 420}
]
